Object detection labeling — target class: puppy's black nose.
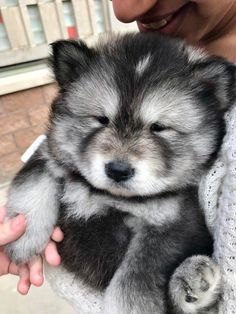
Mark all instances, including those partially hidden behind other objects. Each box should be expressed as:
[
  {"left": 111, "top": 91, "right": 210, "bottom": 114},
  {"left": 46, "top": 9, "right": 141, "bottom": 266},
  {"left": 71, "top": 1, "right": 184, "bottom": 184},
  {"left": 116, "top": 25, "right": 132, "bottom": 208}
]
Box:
[{"left": 105, "top": 161, "right": 135, "bottom": 182}]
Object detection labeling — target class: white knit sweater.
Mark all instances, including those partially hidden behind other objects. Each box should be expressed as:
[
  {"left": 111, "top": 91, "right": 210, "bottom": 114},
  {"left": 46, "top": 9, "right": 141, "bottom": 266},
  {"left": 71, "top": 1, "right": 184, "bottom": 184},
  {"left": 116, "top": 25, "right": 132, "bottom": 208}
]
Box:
[
  {"left": 46, "top": 104, "right": 236, "bottom": 313},
  {"left": 200, "top": 104, "right": 236, "bottom": 313}
]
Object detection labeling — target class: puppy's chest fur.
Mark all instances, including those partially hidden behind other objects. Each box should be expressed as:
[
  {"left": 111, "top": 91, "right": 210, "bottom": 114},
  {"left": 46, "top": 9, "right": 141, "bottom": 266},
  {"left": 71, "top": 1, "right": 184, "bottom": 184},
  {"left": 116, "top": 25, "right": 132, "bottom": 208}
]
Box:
[{"left": 56, "top": 172, "right": 212, "bottom": 291}]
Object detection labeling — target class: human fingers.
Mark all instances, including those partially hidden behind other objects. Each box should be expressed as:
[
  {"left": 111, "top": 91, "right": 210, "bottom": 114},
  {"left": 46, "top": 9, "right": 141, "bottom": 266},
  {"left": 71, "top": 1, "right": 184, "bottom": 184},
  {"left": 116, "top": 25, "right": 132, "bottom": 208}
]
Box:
[
  {"left": 51, "top": 227, "right": 64, "bottom": 242},
  {"left": 44, "top": 240, "right": 61, "bottom": 266},
  {"left": 17, "top": 264, "right": 31, "bottom": 295},
  {"left": 0, "top": 214, "right": 26, "bottom": 246},
  {"left": 44, "top": 227, "right": 63, "bottom": 266},
  {"left": 8, "top": 260, "right": 20, "bottom": 276},
  {"left": 0, "top": 247, "right": 11, "bottom": 276},
  {"left": 28, "top": 256, "right": 44, "bottom": 287},
  {"left": 0, "top": 206, "right": 6, "bottom": 223},
  {"left": 0, "top": 246, "right": 21, "bottom": 277}
]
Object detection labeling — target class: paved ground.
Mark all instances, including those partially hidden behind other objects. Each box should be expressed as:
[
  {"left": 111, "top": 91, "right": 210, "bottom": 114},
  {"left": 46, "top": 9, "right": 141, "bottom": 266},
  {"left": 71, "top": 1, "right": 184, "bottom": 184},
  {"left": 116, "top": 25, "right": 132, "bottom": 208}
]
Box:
[
  {"left": 0, "top": 275, "right": 76, "bottom": 314},
  {"left": 0, "top": 185, "right": 76, "bottom": 314}
]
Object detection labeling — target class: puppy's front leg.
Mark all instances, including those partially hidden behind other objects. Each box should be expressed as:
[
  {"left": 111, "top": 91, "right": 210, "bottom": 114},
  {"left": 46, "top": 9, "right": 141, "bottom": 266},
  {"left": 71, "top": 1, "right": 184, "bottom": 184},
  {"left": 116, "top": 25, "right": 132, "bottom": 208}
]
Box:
[
  {"left": 103, "top": 221, "right": 168, "bottom": 314},
  {"left": 5, "top": 145, "right": 59, "bottom": 264}
]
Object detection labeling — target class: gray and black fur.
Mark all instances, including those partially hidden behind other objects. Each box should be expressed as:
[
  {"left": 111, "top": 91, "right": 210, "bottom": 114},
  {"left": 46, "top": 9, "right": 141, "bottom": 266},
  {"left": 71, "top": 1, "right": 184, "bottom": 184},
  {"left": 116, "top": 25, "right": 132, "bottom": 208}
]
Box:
[{"left": 6, "top": 33, "right": 236, "bottom": 313}]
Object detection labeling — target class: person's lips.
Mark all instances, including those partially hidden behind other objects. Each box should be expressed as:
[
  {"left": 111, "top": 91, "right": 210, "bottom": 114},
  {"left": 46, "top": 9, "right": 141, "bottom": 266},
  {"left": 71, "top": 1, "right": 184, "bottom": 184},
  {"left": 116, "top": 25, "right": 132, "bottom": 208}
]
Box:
[
  {"left": 137, "top": 4, "right": 190, "bottom": 35},
  {"left": 141, "top": 14, "right": 174, "bottom": 30}
]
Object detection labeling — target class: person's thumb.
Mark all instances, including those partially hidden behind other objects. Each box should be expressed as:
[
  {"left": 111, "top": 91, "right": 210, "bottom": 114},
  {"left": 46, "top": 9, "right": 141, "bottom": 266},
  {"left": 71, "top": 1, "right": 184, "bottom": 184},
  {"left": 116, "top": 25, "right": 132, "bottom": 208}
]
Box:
[{"left": 0, "top": 214, "right": 26, "bottom": 246}]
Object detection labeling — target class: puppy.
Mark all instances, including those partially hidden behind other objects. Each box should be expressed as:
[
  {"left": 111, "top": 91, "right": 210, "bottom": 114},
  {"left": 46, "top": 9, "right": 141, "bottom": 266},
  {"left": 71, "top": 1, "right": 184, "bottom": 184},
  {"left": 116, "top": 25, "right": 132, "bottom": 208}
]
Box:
[{"left": 6, "top": 33, "right": 236, "bottom": 313}]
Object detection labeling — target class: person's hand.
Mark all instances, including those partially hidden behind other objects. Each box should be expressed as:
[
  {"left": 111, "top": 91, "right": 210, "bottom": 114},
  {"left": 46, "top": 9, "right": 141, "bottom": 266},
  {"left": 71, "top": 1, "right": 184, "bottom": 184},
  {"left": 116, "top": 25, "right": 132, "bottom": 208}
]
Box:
[{"left": 0, "top": 206, "right": 63, "bottom": 294}]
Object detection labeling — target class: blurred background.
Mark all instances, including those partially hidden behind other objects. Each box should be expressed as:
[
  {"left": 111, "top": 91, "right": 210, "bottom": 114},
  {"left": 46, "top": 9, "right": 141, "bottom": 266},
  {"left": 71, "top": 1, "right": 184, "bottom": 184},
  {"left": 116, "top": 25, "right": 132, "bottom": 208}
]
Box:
[{"left": 0, "top": 1, "right": 136, "bottom": 312}]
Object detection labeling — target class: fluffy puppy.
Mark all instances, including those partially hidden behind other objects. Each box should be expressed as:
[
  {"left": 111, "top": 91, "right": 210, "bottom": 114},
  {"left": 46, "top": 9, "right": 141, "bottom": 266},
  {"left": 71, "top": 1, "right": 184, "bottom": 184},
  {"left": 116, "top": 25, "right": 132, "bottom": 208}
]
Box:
[{"left": 6, "top": 33, "right": 236, "bottom": 313}]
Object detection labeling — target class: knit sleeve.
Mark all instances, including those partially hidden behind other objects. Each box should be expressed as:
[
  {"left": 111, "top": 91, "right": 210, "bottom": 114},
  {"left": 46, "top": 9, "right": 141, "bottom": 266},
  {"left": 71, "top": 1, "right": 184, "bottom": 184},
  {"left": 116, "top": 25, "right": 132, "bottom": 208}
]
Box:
[
  {"left": 200, "top": 104, "right": 236, "bottom": 313},
  {"left": 214, "top": 104, "right": 236, "bottom": 312},
  {"left": 45, "top": 263, "right": 103, "bottom": 313}
]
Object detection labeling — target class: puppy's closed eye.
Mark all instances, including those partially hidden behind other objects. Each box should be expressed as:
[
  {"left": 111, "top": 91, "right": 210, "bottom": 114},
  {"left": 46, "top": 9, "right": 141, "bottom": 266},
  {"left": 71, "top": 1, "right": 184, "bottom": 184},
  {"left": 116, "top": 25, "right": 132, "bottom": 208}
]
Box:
[{"left": 150, "top": 122, "right": 170, "bottom": 133}]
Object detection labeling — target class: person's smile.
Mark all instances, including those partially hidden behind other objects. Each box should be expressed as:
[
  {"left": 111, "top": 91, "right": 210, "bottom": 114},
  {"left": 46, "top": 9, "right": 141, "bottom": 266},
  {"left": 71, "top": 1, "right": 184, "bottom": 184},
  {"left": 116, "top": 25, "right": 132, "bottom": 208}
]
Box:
[{"left": 137, "top": 3, "right": 190, "bottom": 35}]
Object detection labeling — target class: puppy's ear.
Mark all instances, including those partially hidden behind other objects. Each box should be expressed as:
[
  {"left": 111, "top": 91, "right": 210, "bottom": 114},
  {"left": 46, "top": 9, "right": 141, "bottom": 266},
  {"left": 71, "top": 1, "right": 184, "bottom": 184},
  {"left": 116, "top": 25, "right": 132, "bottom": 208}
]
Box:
[
  {"left": 50, "top": 40, "right": 95, "bottom": 88},
  {"left": 192, "top": 57, "right": 236, "bottom": 110}
]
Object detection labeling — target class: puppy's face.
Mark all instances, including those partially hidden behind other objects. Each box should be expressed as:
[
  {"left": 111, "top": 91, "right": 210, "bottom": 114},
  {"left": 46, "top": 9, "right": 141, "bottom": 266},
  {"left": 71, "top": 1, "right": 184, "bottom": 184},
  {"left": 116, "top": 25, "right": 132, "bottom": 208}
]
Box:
[{"left": 49, "top": 34, "right": 235, "bottom": 197}]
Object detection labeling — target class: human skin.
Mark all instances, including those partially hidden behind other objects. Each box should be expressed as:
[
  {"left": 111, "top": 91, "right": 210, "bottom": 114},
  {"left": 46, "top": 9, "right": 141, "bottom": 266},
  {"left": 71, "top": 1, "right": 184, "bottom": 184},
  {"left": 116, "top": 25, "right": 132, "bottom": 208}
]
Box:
[
  {"left": 111, "top": 0, "right": 236, "bottom": 62},
  {"left": 0, "top": 206, "right": 63, "bottom": 294}
]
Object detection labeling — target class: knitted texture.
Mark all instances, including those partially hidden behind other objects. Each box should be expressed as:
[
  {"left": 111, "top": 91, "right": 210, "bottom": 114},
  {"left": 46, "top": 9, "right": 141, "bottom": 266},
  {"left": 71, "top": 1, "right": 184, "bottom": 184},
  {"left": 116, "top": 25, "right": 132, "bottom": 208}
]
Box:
[
  {"left": 200, "top": 104, "right": 236, "bottom": 313},
  {"left": 213, "top": 105, "right": 236, "bottom": 313},
  {"left": 46, "top": 104, "right": 236, "bottom": 313},
  {"left": 45, "top": 264, "right": 103, "bottom": 313}
]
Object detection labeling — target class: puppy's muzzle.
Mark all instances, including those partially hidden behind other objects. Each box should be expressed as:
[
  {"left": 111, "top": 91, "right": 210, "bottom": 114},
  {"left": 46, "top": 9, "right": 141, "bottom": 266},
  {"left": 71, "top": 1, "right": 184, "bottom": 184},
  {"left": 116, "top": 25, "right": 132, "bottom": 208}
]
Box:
[{"left": 105, "top": 161, "right": 135, "bottom": 183}]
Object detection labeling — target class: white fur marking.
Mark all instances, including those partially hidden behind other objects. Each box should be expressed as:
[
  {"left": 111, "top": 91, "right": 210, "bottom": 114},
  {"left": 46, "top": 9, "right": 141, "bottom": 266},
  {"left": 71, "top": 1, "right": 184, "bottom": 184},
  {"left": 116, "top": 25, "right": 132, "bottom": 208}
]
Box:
[{"left": 136, "top": 54, "right": 151, "bottom": 75}]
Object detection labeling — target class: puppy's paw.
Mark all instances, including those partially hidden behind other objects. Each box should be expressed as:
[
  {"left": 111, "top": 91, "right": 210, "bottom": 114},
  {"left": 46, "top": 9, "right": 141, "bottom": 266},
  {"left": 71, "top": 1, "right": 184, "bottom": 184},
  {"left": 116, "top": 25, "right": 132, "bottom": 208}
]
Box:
[
  {"left": 5, "top": 227, "right": 51, "bottom": 264},
  {"left": 169, "top": 255, "right": 221, "bottom": 313}
]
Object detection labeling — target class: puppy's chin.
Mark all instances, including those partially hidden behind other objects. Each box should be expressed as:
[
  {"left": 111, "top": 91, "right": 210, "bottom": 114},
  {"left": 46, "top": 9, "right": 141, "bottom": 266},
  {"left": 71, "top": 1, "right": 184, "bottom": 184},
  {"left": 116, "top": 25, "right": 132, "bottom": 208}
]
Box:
[
  {"left": 94, "top": 181, "right": 139, "bottom": 198},
  {"left": 107, "top": 185, "right": 143, "bottom": 198},
  {"left": 92, "top": 180, "right": 159, "bottom": 198}
]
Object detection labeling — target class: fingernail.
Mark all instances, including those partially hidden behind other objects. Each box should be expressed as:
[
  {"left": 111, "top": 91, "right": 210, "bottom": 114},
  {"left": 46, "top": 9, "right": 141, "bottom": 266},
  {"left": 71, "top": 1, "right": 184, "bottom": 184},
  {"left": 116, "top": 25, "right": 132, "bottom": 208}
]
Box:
[{"left": 10, "top": 215, "right": 26, "bottom": 231}]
